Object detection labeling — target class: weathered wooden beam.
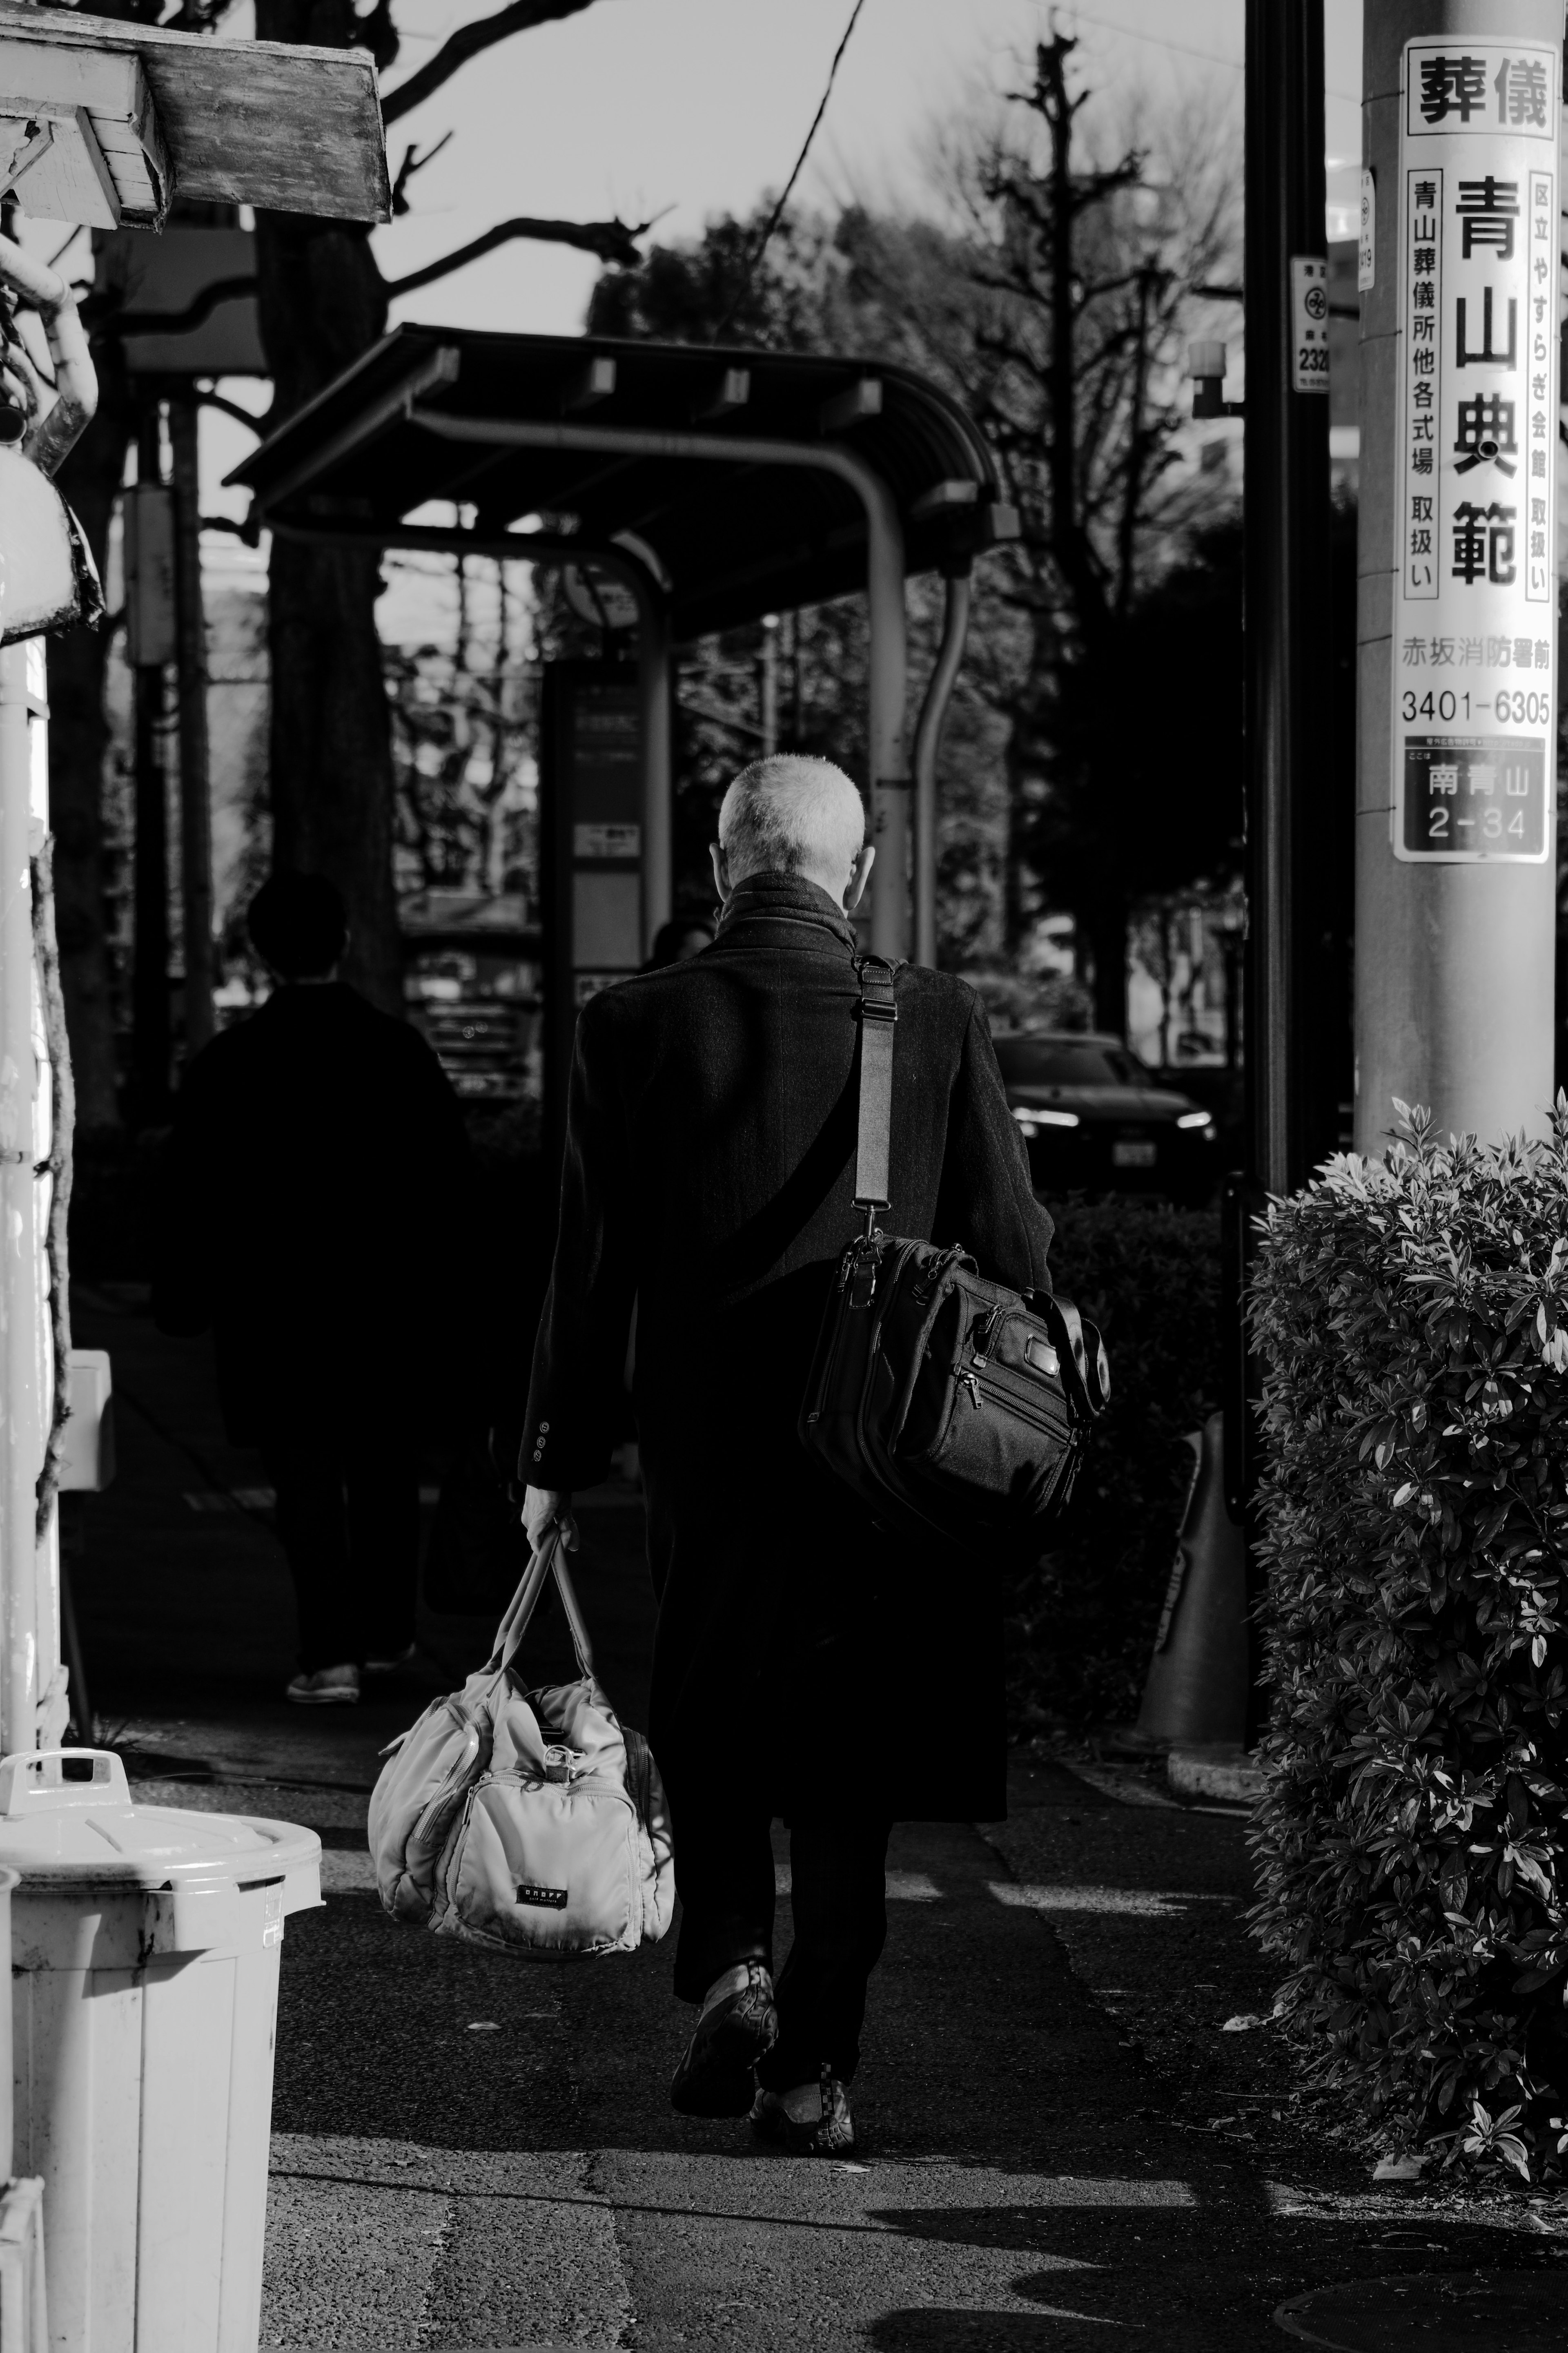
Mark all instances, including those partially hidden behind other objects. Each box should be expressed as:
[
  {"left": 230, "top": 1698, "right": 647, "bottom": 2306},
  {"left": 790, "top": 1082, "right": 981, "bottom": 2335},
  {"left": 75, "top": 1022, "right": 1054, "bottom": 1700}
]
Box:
[{"left": 0, "top": 7, "right": 390, "bottom": 223}]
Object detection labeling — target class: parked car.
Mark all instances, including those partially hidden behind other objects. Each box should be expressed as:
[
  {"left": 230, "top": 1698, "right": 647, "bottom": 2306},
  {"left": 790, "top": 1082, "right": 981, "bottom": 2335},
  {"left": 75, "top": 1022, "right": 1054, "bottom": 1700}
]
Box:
[{"left": 992, "top": 1031, "right": 1220, "bottom": 1206}]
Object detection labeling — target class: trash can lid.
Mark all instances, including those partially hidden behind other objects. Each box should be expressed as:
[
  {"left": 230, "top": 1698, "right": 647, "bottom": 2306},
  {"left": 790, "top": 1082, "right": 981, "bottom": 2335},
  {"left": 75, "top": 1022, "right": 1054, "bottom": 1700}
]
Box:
[{"left": 0, "top": 1749, "right": 321, "bottom": 1888}]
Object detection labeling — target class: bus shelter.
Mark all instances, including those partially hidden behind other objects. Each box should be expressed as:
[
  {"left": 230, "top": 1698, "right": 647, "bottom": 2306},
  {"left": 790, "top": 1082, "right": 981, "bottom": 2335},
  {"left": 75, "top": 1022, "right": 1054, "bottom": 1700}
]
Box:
[{"left": 230, "top": 326, "right": 1016, "bottom": 973}]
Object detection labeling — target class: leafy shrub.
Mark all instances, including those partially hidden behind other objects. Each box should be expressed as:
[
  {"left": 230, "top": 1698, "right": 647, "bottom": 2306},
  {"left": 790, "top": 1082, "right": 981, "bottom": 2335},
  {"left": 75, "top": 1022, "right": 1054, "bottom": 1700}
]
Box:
[
  {"left": 1248, "top": 1109, "right": 1568, "bottom": 2179},
  {"left": 1007, "top": 1197, "right": 1222, "bottom": 1729}
]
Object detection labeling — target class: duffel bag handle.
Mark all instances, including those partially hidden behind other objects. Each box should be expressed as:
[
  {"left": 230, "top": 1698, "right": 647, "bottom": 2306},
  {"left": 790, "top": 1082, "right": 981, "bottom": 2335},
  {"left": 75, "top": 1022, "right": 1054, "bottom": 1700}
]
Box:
[
  {"left": 489, "top": 1530, "right": 597, "bottom": 1682},
  {"left": 549, "top": 1547, "right": 597, "bottom": 1679}
]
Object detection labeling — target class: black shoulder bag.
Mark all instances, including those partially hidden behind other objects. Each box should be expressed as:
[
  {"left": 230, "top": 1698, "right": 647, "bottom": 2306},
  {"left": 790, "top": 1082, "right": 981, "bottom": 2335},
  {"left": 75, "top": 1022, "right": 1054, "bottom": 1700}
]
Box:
[{"left": 799, "top": 955, "right": 1110, "bottom": 1552}]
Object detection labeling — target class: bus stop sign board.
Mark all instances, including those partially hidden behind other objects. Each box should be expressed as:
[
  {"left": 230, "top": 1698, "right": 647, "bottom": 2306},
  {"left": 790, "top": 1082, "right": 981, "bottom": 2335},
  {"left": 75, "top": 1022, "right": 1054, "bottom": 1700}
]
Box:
[{"left": 1392, "top": 36, "right": 1557, "bottom": 863}]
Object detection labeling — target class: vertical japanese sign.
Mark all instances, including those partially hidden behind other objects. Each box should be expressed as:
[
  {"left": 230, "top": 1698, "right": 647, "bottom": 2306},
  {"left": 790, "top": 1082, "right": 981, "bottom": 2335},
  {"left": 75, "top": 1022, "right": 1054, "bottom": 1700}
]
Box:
[{"left": 1394, "top": 39, "right": 1557, "bottom": 863}]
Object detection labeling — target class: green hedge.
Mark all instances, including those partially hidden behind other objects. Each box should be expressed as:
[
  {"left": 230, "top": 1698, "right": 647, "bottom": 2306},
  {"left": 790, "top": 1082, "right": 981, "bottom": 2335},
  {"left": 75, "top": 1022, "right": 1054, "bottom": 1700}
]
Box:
[
  {"left": 1249, "top": 1110, "right": 1568, "bottom": 2180},
  {"left": 1007, "top": 1197, "right": 1222, "bottom": 1730}
]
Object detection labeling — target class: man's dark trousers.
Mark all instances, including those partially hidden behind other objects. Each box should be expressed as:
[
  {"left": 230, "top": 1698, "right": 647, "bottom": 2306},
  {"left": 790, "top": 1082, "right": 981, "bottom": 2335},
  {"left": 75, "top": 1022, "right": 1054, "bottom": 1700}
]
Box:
[
  {"left": 261, "top": 1415, "right": 419, "bottom": 1671},
  {"left": 674, "top": 1806, "right": 892, "bottom": 2088}
]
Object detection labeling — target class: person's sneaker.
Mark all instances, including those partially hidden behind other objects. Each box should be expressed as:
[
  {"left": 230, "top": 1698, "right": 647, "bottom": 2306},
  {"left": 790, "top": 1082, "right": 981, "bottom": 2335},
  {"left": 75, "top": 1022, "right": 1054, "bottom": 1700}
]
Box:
[
  {"left": 669, "top": 1962, "right": 778, "bottom": 2117},
  {"left": 286, "top": 1664, "right": 361, "bottom": 1706},
  {"left": 363, "top": 1643, "right": 417, "bottom": 1675},
  {"left": 750, "top": 2069, "right": 855, "bottom": 2157}
]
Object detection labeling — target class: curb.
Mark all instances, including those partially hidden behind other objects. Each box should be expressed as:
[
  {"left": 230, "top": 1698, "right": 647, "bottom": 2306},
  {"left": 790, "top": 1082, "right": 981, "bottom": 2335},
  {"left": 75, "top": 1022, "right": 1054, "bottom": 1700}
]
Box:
[{"left": 1168, "top": 1744, "right": 1264, "bottom": 1805}]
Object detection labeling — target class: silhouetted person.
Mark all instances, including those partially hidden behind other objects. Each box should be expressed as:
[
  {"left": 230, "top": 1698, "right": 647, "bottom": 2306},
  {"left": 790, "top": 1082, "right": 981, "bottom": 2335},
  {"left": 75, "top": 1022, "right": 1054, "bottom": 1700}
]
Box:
[
  {"left": 644, "top": 917, "right": 714, "bottom": 969},
  {"left": 154, "top": 874, "right": 472, "bottom": 1704}
]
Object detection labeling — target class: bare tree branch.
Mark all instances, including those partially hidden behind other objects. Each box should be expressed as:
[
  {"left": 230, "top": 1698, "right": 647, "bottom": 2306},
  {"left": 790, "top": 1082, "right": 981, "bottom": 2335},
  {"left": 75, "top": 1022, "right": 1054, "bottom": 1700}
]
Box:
[
  {"left": 392, "top": 132, "right": 455, "bottom": 217},
  {"left": 381, "top": 0, "right": 597, "bottom": 125},
  {"left": 384, "top": 213, "right": 650, "bottom": 296},
  {"left": 196, "top": 390, "right": 266, "bottom": 435},
  {"left": 84, "top": 276, "right": 255, "bottom": 342}
]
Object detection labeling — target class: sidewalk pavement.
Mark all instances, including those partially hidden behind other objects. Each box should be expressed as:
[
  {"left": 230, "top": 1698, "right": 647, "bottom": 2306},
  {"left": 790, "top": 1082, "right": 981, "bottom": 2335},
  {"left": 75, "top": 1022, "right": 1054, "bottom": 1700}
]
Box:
[{"left": 66, "top": 1286, "right": 1567, "bottom": 2350}]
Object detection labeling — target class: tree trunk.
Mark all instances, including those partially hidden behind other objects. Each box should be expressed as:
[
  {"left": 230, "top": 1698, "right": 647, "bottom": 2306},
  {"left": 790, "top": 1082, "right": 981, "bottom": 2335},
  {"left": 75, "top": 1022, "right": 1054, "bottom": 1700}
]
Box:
[
  {"left": 1082, "top": 889, "right": 1128, "bottom": 1039},
  {"left": 265, "top": 536, "right": 399, "bottom": 1004},
  {"left": 254, "top": 0, "right": 400, "bottom": 1008},
  {"left": 49, "top": 332, "right": 133, "bottom": 1133}
]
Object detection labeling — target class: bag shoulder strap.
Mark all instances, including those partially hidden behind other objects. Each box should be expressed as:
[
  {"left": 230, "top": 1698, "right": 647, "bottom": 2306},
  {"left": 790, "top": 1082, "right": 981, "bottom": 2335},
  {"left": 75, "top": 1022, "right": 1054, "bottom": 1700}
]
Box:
[{"left": 852, "top": 952, "right": 902, "bottom": 1220}]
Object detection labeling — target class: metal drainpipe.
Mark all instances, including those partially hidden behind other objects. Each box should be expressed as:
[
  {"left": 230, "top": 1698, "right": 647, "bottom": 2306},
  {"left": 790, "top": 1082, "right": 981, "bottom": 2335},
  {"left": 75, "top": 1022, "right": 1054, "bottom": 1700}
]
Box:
[
  {"left": 406, "top": 410, "right": 913, "bottom": 957},
  {"left": 0, "top": 643, "right": 37, "bottom": 1756},
  {"left": 910, "top": 569, "right": 972, "bottom": 969},
  {"left": 0, "top": 237, "right": 96, "bottom": 1755}
]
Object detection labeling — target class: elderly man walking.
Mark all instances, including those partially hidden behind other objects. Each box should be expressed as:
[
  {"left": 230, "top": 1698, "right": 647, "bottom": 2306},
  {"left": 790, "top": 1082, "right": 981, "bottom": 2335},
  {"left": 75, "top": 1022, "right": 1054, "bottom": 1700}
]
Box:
[{"left": 521, "top": 755, "right": 1053, "bottom": 2154}]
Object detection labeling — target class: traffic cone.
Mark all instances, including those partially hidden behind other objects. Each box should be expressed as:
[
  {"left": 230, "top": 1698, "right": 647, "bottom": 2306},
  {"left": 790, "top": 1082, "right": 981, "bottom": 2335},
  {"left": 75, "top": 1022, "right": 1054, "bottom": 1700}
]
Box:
[{"left": 1136, "top": 1410, "right": 1250, "bottom": 1753}]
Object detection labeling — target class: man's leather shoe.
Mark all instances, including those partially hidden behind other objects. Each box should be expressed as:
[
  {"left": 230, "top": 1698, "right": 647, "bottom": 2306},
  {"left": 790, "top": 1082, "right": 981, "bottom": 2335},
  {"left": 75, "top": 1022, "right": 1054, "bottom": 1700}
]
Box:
[
  {"left": 286, "top": 1663, "right": 360, "bottom": 1706},
  {"left": 750, "top": 2072, "right": 855, "bottom": 2156},
  {"left": 669, "top": 1962, "right": 778, "bottom": 2117}
]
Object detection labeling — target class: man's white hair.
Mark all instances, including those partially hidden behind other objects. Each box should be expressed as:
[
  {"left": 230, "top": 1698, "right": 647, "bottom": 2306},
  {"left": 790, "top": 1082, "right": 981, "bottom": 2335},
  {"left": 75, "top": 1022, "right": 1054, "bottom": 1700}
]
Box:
[{"left": 717, "top": 756, "right": 866, "bottom": 884}]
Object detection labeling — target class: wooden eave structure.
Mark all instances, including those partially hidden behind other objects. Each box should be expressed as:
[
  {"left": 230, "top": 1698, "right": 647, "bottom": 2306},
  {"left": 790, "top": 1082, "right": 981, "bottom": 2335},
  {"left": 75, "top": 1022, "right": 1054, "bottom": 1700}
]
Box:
[
  {"left": 0, "top": 2, "right": 389, "bottom": 225},
  {"left": 228, "top": 325, "right": 1014, "bottom": 640}
]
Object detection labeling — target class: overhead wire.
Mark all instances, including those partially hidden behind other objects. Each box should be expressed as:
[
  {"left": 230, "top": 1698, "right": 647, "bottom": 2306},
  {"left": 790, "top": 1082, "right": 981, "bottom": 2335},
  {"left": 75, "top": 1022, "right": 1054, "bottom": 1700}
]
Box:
[
  {"left": 713, "top": 0, "right": 869, "bottom": 339},
  {"left": 1058, "top": 7, "right": 1359, "bottom": 105}
]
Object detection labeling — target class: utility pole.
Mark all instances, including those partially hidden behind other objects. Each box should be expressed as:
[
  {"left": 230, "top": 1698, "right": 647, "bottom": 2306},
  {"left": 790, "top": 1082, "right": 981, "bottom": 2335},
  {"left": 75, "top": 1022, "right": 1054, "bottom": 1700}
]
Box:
[
  {"left": 129, "top": 400, "right": 174, "bottom": 1120},
  {"left": 1243, "top": 0, "right": 1333, "bottom": 1196},
  {"left": 1220, "top": 4, "right": 1334, "bottom": 1740},
  {"left": 169, "top": 393, "right": 214, "bottom": 1056},
  {"left": 1356, "top": 7, "right": 1560, "bottom": 1148}
]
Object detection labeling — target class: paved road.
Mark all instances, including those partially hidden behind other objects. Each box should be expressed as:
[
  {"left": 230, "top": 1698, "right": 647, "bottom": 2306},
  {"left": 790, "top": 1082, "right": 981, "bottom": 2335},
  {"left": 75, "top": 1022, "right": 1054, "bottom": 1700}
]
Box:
[
  {"left": 179, "top": 1773, "right": 1534, "bottom": 2353},
  {"left": 74, "top": 1289, "right": 1559, "bottom": 2349}
]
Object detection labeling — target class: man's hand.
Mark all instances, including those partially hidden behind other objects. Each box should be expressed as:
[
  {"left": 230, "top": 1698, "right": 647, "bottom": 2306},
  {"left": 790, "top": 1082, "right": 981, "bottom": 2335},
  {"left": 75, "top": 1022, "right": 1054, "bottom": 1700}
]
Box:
[{"left": 522, "top": 1485, "right": 580, "bottom": 1555}]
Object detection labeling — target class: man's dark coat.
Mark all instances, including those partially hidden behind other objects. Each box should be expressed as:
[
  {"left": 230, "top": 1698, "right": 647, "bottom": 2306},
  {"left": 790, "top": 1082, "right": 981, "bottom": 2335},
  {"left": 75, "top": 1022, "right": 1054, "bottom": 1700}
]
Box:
[
  {"left": 153, "top": 982, "right": 472, "bottom": 1443},
  {"left": 522, "top": 874, "right": 1055, "bottom": 1824}
]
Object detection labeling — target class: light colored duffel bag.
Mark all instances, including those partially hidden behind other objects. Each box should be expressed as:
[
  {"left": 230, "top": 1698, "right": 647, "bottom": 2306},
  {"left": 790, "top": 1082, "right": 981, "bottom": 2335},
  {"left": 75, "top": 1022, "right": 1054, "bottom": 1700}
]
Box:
[{"left": 368, "top": 1531, "right": 673, "bottom": 1956}]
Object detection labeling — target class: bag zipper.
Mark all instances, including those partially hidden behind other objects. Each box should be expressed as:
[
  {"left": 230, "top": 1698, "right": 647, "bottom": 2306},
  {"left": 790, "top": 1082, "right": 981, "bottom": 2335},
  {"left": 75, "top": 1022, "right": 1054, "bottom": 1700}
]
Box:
[
  {"left": 953, "top": 1358, "right": 1072, "bottom": 1438},
  {"left": 480, "top": 1764, "right": 636, "bottom": 1812},
  {"left": 408, "top": 1714, "right": 485, "bottom": 1853}
]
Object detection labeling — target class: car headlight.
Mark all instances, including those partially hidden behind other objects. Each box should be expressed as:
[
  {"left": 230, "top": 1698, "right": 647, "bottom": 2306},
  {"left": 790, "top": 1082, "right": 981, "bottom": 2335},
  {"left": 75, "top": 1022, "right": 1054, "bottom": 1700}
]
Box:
[
  {"left": 1013, "top": 1106, "right": 1080, "bottom": 1131},
  {"left": 1176, "top": 1109, "right": 1215, "bottom": 1133}
]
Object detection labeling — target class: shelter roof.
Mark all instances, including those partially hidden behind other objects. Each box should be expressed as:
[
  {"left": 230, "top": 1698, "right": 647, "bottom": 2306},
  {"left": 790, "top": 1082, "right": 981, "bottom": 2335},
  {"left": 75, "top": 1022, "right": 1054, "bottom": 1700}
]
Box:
[{"left": 229, "top": 325, "right": 1014, "bottom": 640}]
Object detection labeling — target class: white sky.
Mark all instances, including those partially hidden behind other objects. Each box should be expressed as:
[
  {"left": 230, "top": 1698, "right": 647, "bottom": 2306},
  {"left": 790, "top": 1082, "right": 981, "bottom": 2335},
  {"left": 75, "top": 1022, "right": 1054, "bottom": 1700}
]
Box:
[
  {"left": 180, "top": 0, "right": 1366, "bottom": 513},
  {"left": 372, "top": 0, "right": 1364, "bottom": 332}
]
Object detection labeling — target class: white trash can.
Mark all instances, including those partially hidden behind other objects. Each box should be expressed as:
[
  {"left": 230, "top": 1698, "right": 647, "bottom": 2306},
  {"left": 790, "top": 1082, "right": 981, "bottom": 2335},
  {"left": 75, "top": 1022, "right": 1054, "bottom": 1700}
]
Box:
[{"left": 0, "top": 1748, "right": 321, "bottom": 2353}]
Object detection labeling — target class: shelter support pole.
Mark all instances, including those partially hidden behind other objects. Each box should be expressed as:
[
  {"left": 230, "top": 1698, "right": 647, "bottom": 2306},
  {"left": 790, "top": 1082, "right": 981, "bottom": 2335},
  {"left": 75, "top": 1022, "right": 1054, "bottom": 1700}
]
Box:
[
  {"left": 635, "top": 586, "right": 672, "bottom": 955},
  {"left": 403, "top": 412, "right": 917, "bottom": 955},
  {"left": 862, "top": 473, "right": 910, "bottom": 960},
  {"left": 0, "top": 644, "right": 40, "bottom": 1756},
  {"left": 759, "top": 615, "right": 779, "bottom": 758},
  {"left": 169, "top": 396, "right": 215, "bottom": 1057},
  {"left": 911, "top": 569, "right": 972, "bottom": 970},
  {"left": 1355, "top": 2, "right": 1560, "bottom": 1150}
]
